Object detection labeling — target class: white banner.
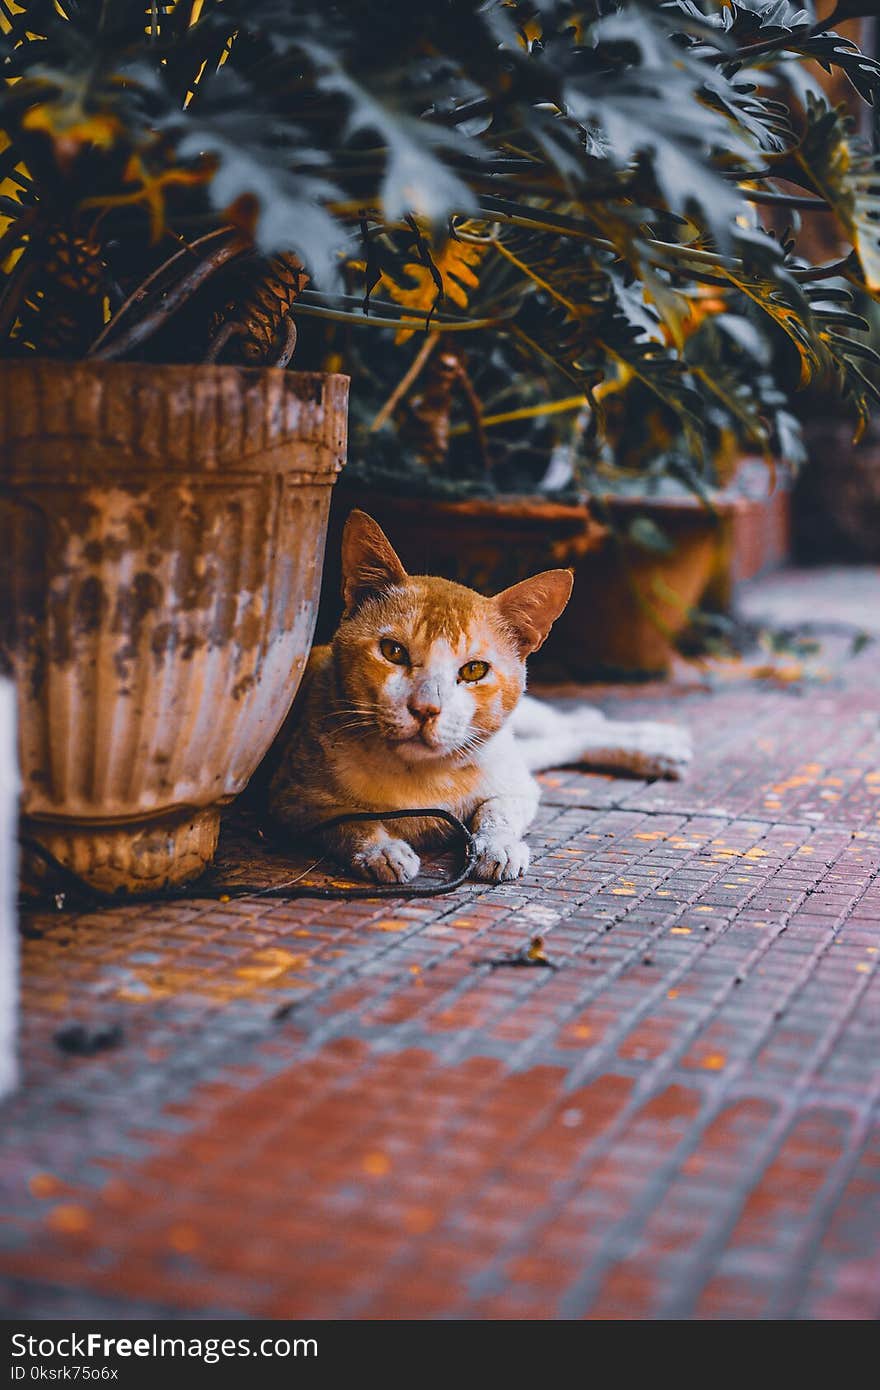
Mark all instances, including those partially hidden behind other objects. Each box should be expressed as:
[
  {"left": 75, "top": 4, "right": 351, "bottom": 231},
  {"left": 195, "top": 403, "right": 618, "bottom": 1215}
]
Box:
[{"left": 0, "top": 678, "right": 18, "bottom": 1098}]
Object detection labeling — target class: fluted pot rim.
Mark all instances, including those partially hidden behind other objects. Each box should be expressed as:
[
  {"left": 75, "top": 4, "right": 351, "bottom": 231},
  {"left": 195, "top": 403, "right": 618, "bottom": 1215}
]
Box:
[{"left": 0, "top": 358, "right": 350, "bottom": 389}]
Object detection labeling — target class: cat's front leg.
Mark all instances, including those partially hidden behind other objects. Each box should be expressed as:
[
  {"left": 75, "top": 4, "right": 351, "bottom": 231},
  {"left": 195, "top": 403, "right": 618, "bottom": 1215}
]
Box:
[
  {"left": 319, "top": 821, "right": 421, "bottom": 885},
  {"left": 469, "top": 789, "right": 539, "bottom": 884}
]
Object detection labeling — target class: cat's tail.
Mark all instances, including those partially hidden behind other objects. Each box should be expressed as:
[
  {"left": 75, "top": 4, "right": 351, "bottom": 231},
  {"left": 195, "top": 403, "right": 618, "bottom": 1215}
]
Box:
[{"left": 511, "top": 695, "right": 692, "bottom": 780}]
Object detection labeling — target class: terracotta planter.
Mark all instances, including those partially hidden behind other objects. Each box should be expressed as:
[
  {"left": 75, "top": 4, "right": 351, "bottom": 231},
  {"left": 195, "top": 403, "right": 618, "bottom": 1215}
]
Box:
[
  {"left": 544, "top": 495, "right": 721, "bottom": 677},
  {"left": 0, "top": 361, "right": 348, "bottom": 895},
  {"left": 316, "top": 486, "right": 606, "bottom": 640}
]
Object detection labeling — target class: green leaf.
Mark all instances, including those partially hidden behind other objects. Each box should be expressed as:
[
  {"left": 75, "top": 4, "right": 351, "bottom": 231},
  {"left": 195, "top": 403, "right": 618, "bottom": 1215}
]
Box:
[
  {"left": 159, "top": 67, "right": 348, "bottom": 287},
  {"left": 789, "top": 98, "right": 880, "bottom": 293},
  {"left": 299, "top": 38, "right": 479, "bottom": 228},
  {"left": 566, "top": 11, "right": 756, "bottom": 242}
]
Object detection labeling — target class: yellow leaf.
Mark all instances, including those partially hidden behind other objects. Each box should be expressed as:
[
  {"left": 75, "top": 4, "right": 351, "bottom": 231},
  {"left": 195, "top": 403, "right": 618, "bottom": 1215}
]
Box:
[
  {"left": 81, "top": 153, "right": 213, "bottom": 242},
  {"left": 23, "top": 103, "right": 121, "bottom": 154},
  {"left": 379, "top": 238, "right": 485, "bottom": 342}
]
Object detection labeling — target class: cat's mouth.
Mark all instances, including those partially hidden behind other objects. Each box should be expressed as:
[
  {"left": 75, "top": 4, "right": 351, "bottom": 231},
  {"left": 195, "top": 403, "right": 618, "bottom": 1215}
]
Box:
[
  {"left": 390, "top": 727, "right": 449, "bottom": 757},
  {"left": 394, "top": 729, "right": 439, "bottom": 748}
]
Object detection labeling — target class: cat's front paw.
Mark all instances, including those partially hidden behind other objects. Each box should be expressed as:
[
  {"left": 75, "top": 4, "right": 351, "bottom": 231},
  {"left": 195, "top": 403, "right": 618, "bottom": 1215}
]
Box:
[
  {"left": 472, "top": 836, "right": 530, "bottom": 883},
  {"left": 351, "top": 836, "right": 421, "bottom": 884}
]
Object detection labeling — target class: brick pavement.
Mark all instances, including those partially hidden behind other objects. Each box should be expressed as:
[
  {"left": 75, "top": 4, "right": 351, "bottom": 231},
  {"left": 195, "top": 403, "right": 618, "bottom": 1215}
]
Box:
[{"left": 1, "top": 566, "right": 879, "bottom": 1319}]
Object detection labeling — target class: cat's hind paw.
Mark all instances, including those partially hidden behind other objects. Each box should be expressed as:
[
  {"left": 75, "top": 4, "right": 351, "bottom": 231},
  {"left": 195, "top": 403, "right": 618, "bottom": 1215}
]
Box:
[
  {"left": 472, "top": 836, "right": 530, "bottom": 883},
  {"left": 351, "top": 836, "right": 421, "bottom": 884},
  {"left": 627, "top": 721, "right": 693, "bottom": 779}
]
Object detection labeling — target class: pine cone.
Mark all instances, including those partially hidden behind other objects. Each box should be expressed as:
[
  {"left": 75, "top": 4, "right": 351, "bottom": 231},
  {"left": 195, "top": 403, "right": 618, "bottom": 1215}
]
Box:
[
  {"left": 207, "top": 252, "right": 307, "bottom": 367},
  {"left": 16, "top": 229, "right": 106, "bottom": 357}
]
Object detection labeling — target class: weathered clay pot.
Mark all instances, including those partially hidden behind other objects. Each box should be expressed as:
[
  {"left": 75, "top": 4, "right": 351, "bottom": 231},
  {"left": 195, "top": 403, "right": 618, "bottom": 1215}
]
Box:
[
  {"left": 0, "top": 361, "right": 347, "bottom": 894},
  {"left": 544, "top": 494, "right": 722, "bottom": 677},
  {"left": 317, "top": 486, "right": 606, "bottom": 641}
]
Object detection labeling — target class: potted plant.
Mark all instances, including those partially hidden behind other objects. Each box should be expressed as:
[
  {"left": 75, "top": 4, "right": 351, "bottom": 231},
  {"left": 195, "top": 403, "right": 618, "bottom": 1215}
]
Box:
[
  {"left": 3, "top": 2, "right": 880, "bottom": 892},
  {"left": 544, "top": 304, "right": 806, "bottom": 674},
  {"left": 285, "top": 3, "right": 880, "bottom": 666}
]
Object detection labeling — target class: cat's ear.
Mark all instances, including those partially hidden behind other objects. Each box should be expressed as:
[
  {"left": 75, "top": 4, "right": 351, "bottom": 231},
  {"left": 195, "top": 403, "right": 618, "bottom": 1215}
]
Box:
[
  {"left": 341, "top": 510, "right": 408, "bottom": 616},
  {"left": 493, "top": 569, "right": 574, "bottom": 655}
]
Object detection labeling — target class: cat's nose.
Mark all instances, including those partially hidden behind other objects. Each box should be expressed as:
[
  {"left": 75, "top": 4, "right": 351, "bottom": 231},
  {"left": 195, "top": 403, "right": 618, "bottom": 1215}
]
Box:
[{"left": 408, "top": 697, "right": 441, "bottom": 724}]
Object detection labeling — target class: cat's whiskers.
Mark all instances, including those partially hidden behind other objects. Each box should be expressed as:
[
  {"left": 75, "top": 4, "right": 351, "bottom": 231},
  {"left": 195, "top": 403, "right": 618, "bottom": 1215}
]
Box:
[
  {"left": 321, "top": 704, "right": 377, "bottom": 726},
  {"left": 455, "top": 728, "right": 493, "bottom": 755},
  {"left": 321, "top": 718, "right": 378, "bottom": 736}
]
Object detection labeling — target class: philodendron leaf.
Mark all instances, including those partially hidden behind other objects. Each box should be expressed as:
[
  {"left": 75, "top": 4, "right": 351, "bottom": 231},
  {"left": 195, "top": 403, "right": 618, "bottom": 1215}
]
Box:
[
  {"left": 598, "top": 280, "right": 707, "bottom": 452},
  {"left": 484, "top": 224, "right": 707, "bottom": 448},
  {"left": 681, "top": 2, "right": 880, "bottom": 103},
  {"left": 706, "top": 1, "right": 815, "bottom": 45},
  {"left": 717, "top": 242, "right": 823, "bottom": 384},
  {"left": 791, "top": 97, "right": 880, "bottom": 294},
  {"left": 158, "top": 67, "right": 348, "bottom": 288},
  {"left": 568, "top": 7, "right": 761, "bottom": 241},
  {"left": 779, "top": 29, "right": 880, "bottom": 106},
  {"left": 683, "top": 224, "right": 880, "bottom": 432},
  {"left": 714, "top": 312, "right": 772, "bottom": 363},
  {"left": 300, "top": 39, "right": 478, "bottom": 227}
]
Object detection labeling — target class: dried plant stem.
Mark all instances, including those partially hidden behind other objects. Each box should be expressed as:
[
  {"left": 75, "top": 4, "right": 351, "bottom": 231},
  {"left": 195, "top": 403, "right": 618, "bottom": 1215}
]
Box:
[
  {"left": 203, "top": 319, "right": 243, "bottom": 363},
  {"left": 456, "top": 355, "right": 491, "bottom": 471},
  {"left": 88, "top": 228, "right": 234, "bottom": 356},
  {"left": 89, "top": 229, "right": 246, "bottom": 361},
  {"left": 369, "top": 333, "right": 438, "bottom": 433}
]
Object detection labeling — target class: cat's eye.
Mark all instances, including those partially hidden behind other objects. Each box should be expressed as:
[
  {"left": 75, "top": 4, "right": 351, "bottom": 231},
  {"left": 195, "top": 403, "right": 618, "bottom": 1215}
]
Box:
[
  {"left": 379, "top": 637, "right": 409, "bottom": 666},
  {"left": 459, "top": 659, "right": 490, "bottom": 683}
]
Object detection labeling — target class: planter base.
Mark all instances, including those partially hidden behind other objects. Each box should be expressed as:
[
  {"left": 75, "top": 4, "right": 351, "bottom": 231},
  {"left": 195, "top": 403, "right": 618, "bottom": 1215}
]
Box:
[{"left": 22, "top": 807, "right": 220, "bottom": 897}]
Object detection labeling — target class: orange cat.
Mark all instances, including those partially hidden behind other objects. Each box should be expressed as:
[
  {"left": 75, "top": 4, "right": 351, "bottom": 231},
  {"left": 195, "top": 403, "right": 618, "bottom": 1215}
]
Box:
[{"left": 268, "top": 511, "right": 691, "bottom": 883}]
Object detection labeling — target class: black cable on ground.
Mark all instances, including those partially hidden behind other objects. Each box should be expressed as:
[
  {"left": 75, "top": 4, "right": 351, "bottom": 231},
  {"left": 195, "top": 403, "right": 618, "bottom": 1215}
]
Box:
[{"left": 18, "top": 808, "right": 477, "bottom": 915}]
